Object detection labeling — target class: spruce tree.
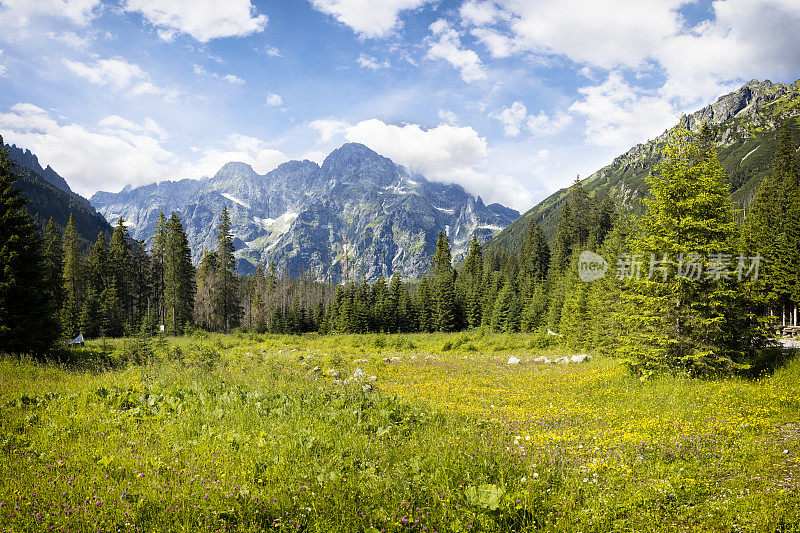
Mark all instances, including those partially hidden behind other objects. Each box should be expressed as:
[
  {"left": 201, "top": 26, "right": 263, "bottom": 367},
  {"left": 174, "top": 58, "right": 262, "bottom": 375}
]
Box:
[
  {"left": 616, "top": 126, "right": 758, "bottom": 376},
  {"left": 108, "top": 218, "right": 133, "bottom": 328},
  {"left": 432, "top": 231, "right": 456, "bottom": 331},
  {"left": 151, "top": 211, "right": 168, "bottom": 326},
  {"left": 164, "top": 212, "right": 195, "bottom": 334},
  {"left": 61, "top": 214, "right": 84, "bottom": 338},
  {"left": 213, "top": 207, "right": 240, "bottom": 332},
  {"left": 0, "top": 140, "right": 59, "bottom": 353},
  {"left": 41, "top": 219, "right": 64, "bottom": 337}
]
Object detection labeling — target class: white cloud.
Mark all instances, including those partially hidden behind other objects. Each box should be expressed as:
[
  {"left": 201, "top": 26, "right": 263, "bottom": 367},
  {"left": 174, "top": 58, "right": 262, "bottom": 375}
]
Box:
[
  {"left": 46, "top": 31, "right": 93, "bottom": 49},
  {"left": 0, "top": 0, "right": 99, "bottom": 29},
  {"left": 0, "top": 103, "right": 177, "bottom": 196},
  {"left": 264, "top": 45, "right": 282, "bottom": 57},
  {"left": 310, "top": 0, "right": 432, "bottom": 38},
  {"left": 266, "top": 93, "right": 283, "bottom": 106},
  {"left": 492, "top": 101, "right": 572, "bottom": 137},
  {"left": 426, "top": 19, "right": 486, "bottom": 83},
  {"left": 309, "top": 118, "right": 349, "bottom": 144},
  {"left": 569, "top": 72, "right": 677, "bottom": 148},
  {"left": 527, "top": 110, "right": 572, "bottom": 136},
  {"left": 438, "top": 109, "right": 458, "bottom": 125},
  {"left": 179, "top": 133, "right": 289, "bottom": 179},
  {"left": 64, "top": 58, "right": 179, "bottom": 99},
  {"left": 0, "top": 65, "right": 7, "bottom": 77},
  {"left": 123, "top": 0, "right": 268, "bottom": 42},
  {"left": 193, "top": 64, "right": 245, "bottom": 85},
  {"left": 459, "top": 0, "right": 508, "bottom": 26},
  {"left": 357, "top": 53, "right": 390, "bottom": 70},
  {"left": 493, "top": 101, "right": 527, "bottom": 136},
  {"left": 467, "top": 0, "right": 685, "bottom": 69},
  {"left": 343, "top": 118, "right": 532, "bottom": 210},
  {"left": 461, "top": 0, "right": 800, "bottom": 114},
  {"left": 98, "top": 115, "right": 168, "bottom": 140},
  {"left": 657, "top": 0, "right": 800, "bottom": 105}
]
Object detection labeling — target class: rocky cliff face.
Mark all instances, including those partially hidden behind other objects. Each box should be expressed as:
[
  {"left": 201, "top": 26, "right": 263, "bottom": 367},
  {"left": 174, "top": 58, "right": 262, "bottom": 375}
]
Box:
[
  {"left": 91, "top": 143, "right": 519, "bottom": 279},
  {"left": 489, "top": 78, "right": 800, "bottom": 252}
]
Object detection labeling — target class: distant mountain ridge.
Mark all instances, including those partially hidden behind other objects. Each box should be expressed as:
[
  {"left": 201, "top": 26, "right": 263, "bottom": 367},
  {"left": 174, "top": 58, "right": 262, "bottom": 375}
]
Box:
[
  {"left": 91, "top": 143, "right": 519, "bottom": 279},
  {"left": 488, "top": 78, "right": 800, "bottom": 252},
  {"left": 4, "top": 143, "right": 113, "bottom": 246}
]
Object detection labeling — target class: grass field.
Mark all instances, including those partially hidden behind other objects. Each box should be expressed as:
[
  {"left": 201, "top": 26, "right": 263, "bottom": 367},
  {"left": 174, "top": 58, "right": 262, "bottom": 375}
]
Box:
[{"left": 1, "top": 331, "right": 799, "bottom": 532}]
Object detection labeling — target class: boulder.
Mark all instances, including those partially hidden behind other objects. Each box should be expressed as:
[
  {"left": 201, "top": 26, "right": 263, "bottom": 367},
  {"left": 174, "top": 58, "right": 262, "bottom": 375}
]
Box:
[
  {"left": 534, "top": 356, "right": 552, "bottom": 364},
  {"left": 353, "top": 368, "right": 365, "bottom": 378},
  {"left": 507, "top": 356, "right": 521, "bottom": 365},
  {"left": 570, "top": 354, "right": 592, "bottom": 363},
  {"left": 327, "top": 369, "right": 341, "bottom": 378},
  {"left": 556, "top": 356, "right": 570, "bottom": 365}
]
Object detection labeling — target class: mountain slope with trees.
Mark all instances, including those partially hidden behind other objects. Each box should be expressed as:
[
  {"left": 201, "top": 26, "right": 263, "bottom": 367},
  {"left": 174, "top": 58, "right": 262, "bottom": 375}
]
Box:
[
  {"left": 489, "top": 78, "right": 800, "bottom": 252},
  {"left": 3, "top": 143, "right": 113, "bottom": 246}
]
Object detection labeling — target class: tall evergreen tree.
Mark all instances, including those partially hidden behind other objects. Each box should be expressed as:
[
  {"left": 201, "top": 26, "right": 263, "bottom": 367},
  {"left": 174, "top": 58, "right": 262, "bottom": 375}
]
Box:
[
  {"left": 108, "top": 218, "right": 133, "bottom": 328},
  {"left": 164, "top": 212, "right": 195, "bottom": 334},
  {"left": 616, "top": 126, "right": 759, "bottom": 376},
  {"left": 61, "top": 214, "right": 84, "bottom": 338},
  {"left": 151, "top": 211, "right": 168, "bottom": 326},
  {"left": 432, "top": 231, "right": 457, "bottom": 331},
  {"left": 212, "top": 207, "right": 240, "bottom": 332},
  {"left": 0, "top": 140, "right": 59, "bottom": 353}
]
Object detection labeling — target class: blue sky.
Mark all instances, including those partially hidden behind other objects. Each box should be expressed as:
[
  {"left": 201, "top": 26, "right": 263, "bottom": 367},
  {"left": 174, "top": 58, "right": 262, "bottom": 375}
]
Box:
[{"left": 0, "top": 0, "right": 798, "bottom": 212}]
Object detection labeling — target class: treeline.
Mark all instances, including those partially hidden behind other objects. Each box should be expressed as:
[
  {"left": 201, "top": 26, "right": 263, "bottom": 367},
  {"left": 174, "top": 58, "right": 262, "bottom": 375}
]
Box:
[{"left": 2, "top": 123, "right": 799, "bottom": 376}]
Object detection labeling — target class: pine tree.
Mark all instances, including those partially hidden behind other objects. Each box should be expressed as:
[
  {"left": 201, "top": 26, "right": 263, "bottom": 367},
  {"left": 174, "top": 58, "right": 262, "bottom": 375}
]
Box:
[
  {"left": 81, "top": 233, "right": 108, "bottom": 337},
  {"left": 616, "top": 126, "right": 758, "bottom": 376},
  {"left": 108, "top": 218, "right": 133, "bottom": 328},
  {"left": 460, "top": 236, "right": 484, "bottom": 328},
  {"left": 164, "top": 212, "right": 195, "bottom": 334},
  {"left": 41, "top": 219, "right": 64, "bottom": 338},
  {"left": 432, "top": 231, "right": 456, "bottom": 331},
  {"left": 0, "top": 140, "right": 59, "bottom": 353},
  {"left": 151, "top": 212, "right": 168, "bottom": 326},
  {"left": 61, "top": 215, "right": 84, "bottom": 339},
  {"left": 194, "top": 249, "right": 218, "bottom": 330},
  {"left": 213, "top": 207, "right": 240, "bottom": 332}
]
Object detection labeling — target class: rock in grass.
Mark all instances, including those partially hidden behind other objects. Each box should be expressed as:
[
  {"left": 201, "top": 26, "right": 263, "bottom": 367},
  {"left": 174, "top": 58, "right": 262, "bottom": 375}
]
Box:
[
  {"left": 570, "top": 354, "right": 591, "bottom": 363},
  {"left": 556, "top": 356, "right": 570, "bottom": 365},
  {"left": 310, "top": 366, "right": 321, "bottom": 374},
  {"left": 508, "top": 356, "right": 521, "bottom": 365},
  {"left": 534, "top": 356, "right": 552, "bottom": 364},
  {"left": 327, "top": 369, "right": 341, "bottom": 378},
  {"left": 353, "top": 368, "right": 364, "bottom": 378}
]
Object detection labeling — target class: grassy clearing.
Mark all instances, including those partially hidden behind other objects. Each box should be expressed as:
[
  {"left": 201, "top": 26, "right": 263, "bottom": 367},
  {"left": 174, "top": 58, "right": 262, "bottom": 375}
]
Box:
[{"left": 1, "top": 332, "right": 799, "bottom": 532}]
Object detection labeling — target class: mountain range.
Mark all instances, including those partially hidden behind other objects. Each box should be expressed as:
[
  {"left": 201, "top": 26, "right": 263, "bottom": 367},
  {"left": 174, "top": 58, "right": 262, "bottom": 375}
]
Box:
[
  {"left": 489, "top": 78, "right": 800, "bottom": 252},
  {"left": 90, "top": 143, "right": 519, "bottom": 279}
]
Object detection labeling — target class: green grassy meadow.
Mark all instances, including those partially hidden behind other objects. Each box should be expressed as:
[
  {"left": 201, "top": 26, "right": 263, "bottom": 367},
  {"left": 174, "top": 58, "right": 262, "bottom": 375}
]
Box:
[{"left": 1, "top": 332, "right": 799, "bottom": 532}]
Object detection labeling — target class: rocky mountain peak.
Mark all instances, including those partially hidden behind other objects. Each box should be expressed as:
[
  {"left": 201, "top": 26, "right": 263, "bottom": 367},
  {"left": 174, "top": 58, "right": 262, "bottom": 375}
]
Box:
[{"left": 91, "top": 142, "right": 519, "bottom": 279}]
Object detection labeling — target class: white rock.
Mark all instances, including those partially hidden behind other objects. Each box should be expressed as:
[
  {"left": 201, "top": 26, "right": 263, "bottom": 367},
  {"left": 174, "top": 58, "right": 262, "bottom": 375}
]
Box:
[
  {"left": 327, "top": 369, "right": 341, "bottom": 378},
  {"left": 556, "top": 356, "right": 570, "bottom": 365},
  {"left": 507, "top": 356, "right": 521, "bottom": 365},
  {"left": 310, "top": 366, "right": 321, "bottom": 374},
  {"left": 534, "top": 356, "right": 552, "bottom": 364},
  {"left": 353, "top": 368, "right": 364, "bottom": 378},
  {"left": 410, "top": 355, "right": 417, "bottom": 360},
  {"left": 570, "top": 354, "right": 592, "bottom": 363}
]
